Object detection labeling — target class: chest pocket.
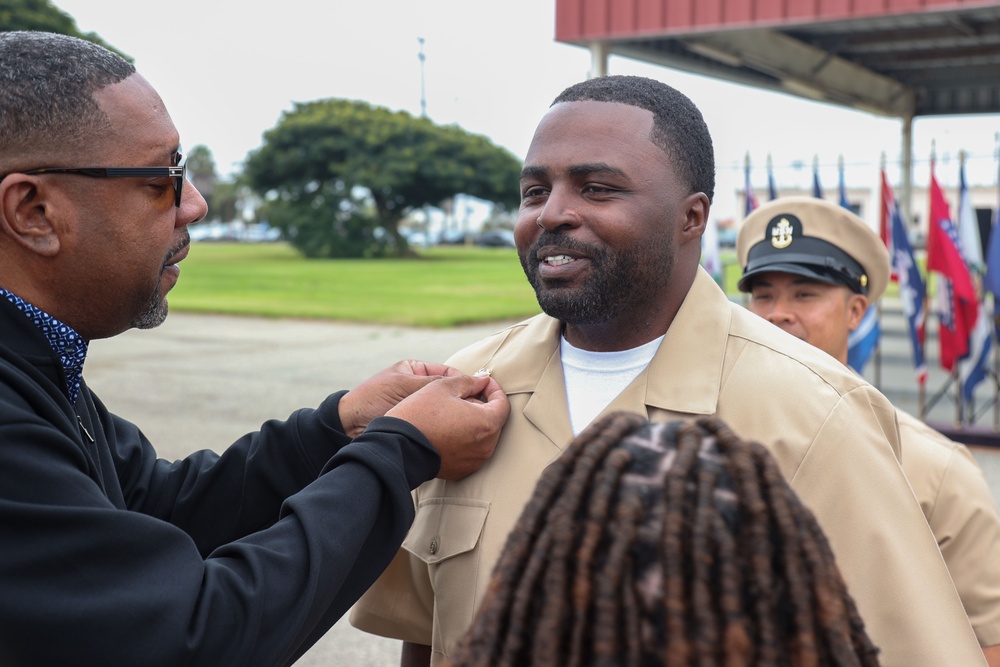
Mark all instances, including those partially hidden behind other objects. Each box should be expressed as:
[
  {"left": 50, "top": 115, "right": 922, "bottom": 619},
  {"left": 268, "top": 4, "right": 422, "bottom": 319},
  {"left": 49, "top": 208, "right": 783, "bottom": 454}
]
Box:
[
  {"left": 403, "top": 496, "right": 490, "bottom": 658},
  {"left": 403, "top": 497, "right": 489, "bottom": 564}
]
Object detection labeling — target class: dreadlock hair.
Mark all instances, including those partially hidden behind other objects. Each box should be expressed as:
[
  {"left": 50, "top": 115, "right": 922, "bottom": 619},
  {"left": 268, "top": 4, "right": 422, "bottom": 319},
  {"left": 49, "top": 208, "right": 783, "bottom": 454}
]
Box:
[
  {"left": 0, "top": 31, "right": 135, "bottom": 172},
  {"left": 552, "top": 75, "right": 715, "bottom": 204},
  {"left": 446, "top": 411, "right": 881, "bottom": 667}
]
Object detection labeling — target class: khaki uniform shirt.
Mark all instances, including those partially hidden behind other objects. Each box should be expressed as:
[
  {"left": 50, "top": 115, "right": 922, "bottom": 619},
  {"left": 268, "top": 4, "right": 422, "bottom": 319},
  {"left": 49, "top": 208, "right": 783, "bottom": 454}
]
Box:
[
  {"left": 351, "top": 269, "right": 983, "bottom": 667},
  {"left": 896, "top": 408, "right": 1000, "bottom": 646}
]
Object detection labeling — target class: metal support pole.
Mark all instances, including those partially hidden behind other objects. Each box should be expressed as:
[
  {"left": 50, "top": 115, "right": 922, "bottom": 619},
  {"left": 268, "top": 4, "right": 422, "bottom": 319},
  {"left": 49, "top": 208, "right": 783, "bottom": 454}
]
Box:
[
  {"left": 588, "top": 41, "right": 609, "bottom": 79},
  {"left": 955, "top": 368, "right": 963, "bottom": 427},
  {"left": 417, "top": 37, "right": 427, "bottom": 118},
  {"left": 900, "top": 115, "right": 914, "bottom": 228}
]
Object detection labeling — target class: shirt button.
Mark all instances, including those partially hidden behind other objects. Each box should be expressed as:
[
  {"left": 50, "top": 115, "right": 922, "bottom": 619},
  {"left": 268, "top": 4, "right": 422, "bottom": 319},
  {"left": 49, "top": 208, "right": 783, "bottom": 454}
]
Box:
[{"left": 429, "top": 538, "right": 439, "bottom": 555}]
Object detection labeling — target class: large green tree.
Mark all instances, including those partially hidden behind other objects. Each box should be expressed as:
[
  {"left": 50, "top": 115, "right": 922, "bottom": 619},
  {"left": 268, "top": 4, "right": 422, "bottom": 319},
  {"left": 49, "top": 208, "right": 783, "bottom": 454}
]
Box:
[
  {"left": 0, "top": 0, "right": 129, "bottom": 59},
  {"left": 243, "top": 99, "right": 521, "bottom": 258}
]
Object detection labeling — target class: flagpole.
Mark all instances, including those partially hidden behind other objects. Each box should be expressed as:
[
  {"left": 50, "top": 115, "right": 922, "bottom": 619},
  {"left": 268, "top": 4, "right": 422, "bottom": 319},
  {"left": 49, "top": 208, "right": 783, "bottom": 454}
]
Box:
[
  {"left": 994, "top": 132, "right": 1000, "bottom": 431},
  {"left": 767, "top": 152, "right": 776, "bottom": 201},
  {"left": 955, "top": 368, "right": 963, "bottom": 426},
  {"left": 921, "top": 144, "right": 933, "bottom": 422},
  {"left": 953, "top": 148, "right": 961, "bottom": 426},
  {"left": 876, "top": 153, "right": 886, "bottom": 392},
  {"left": 874, "top": 301, "right": 882, "bottom": 389},
  {"left": 866, "top": 153, "right": 883, "bottom": 389},
  {"left": 812, "top": 154, "right": 822, "bottom": 199},
  {"left": 960, "top": 148, "right": 969, "bottom": 425},
  {"left": 951, "top": 146, "right": 964, "bottom": 426}
]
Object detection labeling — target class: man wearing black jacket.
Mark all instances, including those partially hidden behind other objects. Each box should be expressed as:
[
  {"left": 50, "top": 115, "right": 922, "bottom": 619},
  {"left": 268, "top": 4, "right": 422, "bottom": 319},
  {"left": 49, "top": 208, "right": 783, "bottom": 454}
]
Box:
[{"left": 0, "top": 31, "right": 509, "bottom": 667}]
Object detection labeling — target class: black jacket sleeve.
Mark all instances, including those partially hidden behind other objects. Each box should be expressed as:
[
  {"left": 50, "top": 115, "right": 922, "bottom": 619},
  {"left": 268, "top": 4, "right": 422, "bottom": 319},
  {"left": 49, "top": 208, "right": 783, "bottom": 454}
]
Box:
[
  {"left": 100, "top": 390, "right": 365, "bottom": 555},
  {"left": 0, "top": 372, "right": 440, "bottom": 667}
]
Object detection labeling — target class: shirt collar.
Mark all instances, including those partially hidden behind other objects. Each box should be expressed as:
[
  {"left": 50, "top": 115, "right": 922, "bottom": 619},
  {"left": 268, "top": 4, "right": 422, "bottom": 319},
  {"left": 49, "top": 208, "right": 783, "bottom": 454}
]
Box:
[
  {"left": 0, "top": 290, "right": 89, "bottom": 403},
  {"left": 488, "top": 268, "right": 730, "bottom": 415}
]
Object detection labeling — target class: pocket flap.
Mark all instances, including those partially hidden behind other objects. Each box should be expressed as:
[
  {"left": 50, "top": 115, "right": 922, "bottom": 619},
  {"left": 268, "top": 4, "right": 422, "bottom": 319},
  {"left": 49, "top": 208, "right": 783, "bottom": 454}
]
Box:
[{"left": 403, "top": 497, "right": 490, "bottom": 565}]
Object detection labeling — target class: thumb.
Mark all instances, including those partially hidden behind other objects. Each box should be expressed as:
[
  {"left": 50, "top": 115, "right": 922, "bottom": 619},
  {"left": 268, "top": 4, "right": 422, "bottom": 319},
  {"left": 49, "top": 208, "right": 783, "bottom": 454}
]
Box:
[
  {"left": 435, "top": 373, "right": 492, "bottom": 400},
  {"left": 478, "top": 379, "right": 510, "bottom": 420}
]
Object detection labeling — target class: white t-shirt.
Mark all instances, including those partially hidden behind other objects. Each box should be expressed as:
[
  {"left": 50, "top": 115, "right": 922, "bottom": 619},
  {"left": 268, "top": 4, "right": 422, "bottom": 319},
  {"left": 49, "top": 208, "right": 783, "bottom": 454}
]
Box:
[{"left": 560, "top": 334, "right": 664, "bottom": 435}]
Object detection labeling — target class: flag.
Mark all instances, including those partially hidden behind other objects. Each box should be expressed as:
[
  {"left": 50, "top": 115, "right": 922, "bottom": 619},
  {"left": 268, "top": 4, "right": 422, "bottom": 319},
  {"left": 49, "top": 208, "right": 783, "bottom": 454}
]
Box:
[
  {"left": 843, "top": 163, "right": 879, "bottom": 373},
  {"left": 701, "top": 215, "right": 723, "bottom": 285},
  {"left": 879, "top": 168, "right": 892, "bottom": 259},
  {"left": 956, "top": 158, "right": 992, "bottom": 400},
  {"left": 881, "top": 169, "right": 927, "bottom": 384},
  {"left": 984, "top": 151, "right": 1000, "bottom": 341},
  {"left": 745, "top": 157, "right": 759, "bottom": 215},
  {"left": 927, "top": 161, "right": 978, "bottom": 373},
  {"left": 838, "top": 157, "right": 850, "bottom": 209},
  {"left": 767, "top": 155, "right": 778, "bottom": 201},
  {"left": 847, "top": 307, "right": 880, "bottom": 373},
  {"left": 957, "top": 159, "right": 985, "bottom": 272},
  {"left": 812, "top": 157, "right": 824, "bottom": 199}
]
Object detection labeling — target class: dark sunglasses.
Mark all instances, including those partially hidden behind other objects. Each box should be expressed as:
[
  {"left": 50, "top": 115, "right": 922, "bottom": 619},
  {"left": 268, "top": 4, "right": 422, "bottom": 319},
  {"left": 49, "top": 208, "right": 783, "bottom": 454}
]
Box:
[{"left": 1, "top": 161, "right": 186, "bottom": 208}]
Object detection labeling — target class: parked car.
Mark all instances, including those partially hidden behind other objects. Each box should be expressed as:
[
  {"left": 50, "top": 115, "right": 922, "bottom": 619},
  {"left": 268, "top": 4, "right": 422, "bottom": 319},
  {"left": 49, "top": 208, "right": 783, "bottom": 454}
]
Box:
[
  {"left": 189, "top": 221, "right": 280, "bottom": 242},
  {"left": 438, "top": 229, "right": 476, "bottom": 245},
  {"left": 401, "top": 230, "right": 431, "bottom": 247},
  {"left": 476, "top": 230, "right": 516, "bottom": 247}
]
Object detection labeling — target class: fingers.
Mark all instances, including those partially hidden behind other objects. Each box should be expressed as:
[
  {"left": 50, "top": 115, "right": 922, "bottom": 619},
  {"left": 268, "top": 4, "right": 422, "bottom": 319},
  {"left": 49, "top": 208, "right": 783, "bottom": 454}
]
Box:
[
  {"left": 479, "top": 381, "right": 510, "bottom": 421},
  {"left": 394, "top": 359, "right": 463, "bottom": 378},
  {"left": 432, "top": 373, "right": 495, "bottom": 402},
  {"left": 380, "top": 371, "right": 509, "bottom": 481},
  {"left": 479, "top": 377, "right": 506, "bottom": 405}
]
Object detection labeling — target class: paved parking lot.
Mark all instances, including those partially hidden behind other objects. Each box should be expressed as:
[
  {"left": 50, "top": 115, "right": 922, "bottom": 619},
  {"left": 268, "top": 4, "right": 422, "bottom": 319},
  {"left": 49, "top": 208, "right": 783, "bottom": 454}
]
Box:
[{"left": 83, "top": 309, "right": 1000, "bottom": 666}]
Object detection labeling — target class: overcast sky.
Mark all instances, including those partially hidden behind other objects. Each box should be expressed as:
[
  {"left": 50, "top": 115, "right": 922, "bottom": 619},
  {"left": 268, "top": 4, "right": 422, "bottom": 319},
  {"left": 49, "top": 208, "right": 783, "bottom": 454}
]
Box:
[{"left": 53, "top": 0, "right": 1000, "bottom": 220}]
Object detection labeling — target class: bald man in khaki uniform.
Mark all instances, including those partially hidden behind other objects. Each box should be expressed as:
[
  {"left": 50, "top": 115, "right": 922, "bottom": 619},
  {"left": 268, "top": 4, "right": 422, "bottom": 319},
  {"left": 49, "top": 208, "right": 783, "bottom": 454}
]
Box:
[
  {"left": 350, "top": 76, "right": 985, "bottom": 666},
  {"left": 737, "top": 196, "right": 1000, "bottom": 664}
]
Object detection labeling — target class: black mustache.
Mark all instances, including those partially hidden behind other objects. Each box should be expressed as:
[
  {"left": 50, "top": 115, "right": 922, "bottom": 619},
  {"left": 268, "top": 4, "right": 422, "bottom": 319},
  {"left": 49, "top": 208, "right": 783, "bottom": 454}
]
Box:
[{"left": 531, "top": 232, "right": 596, "bottom": 257}]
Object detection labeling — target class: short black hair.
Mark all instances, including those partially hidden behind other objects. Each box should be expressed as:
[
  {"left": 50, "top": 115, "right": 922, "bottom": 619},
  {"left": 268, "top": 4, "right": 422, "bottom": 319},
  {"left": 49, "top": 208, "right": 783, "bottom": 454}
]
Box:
[
  {"left": 0, "top": 31, "right": 136, "bottom": 171},
  {"left": 553, "top": 75, "right": 715, "bottom": 203}
]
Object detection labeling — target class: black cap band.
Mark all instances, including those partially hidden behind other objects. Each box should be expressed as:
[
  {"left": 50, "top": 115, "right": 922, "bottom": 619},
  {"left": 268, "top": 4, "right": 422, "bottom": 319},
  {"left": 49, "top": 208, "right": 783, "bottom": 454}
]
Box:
[{"left": 739, "top": 227, "right": 869, "bottom": 295}]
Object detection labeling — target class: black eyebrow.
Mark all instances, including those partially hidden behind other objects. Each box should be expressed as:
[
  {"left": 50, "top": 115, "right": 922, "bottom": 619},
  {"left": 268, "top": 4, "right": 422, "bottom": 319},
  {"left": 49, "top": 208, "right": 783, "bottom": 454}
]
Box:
[
  {"left": 519, "top": 162, "right": 628, "bottom": 180},
  {"left": 567, "top": 162, "right": 627, "bottom": 179},
  {"left": 520, "top": 165, "right": 548, "bottom": 180}
]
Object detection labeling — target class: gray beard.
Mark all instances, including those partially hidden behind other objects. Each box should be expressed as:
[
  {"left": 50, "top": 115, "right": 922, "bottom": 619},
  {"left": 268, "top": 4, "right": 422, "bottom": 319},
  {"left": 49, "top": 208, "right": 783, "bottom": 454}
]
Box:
[{"left": 131, "top": 288, "right": 168, "bottom": 330}]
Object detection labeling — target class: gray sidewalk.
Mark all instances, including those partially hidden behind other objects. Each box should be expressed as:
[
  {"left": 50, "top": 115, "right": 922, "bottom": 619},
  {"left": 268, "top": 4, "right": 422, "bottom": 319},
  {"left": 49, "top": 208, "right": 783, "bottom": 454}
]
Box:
[{"left": 83, "top": 308, "right": 1000, "bottom": 666}]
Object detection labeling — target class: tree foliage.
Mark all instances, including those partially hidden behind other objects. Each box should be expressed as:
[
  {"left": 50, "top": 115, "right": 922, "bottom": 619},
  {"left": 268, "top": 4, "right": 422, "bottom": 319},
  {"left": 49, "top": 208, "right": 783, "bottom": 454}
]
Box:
[
  {"left": 186, "top": 144, "right": 218, "bottom": 204},
  {"left": 0, "top": 0, "right": 130, "bottom": 60},
  {"left": 182, "top": 144, "right": 258, "bottom": 224},
  {"left": 243, "top": 98, "right": 522, "bottom": 258}
]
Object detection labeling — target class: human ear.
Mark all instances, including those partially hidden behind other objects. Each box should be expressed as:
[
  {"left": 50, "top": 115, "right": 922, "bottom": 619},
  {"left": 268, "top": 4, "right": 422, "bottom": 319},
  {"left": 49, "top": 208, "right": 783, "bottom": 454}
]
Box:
[
  {"left": 0, "top": 175, "right": 61, "bottom": 257},
  {"left": 846, "top": 294, "right": 869, "bottom": 331},
  {"left": 679, "top": 192, "right": 710, "bottom": 241}
]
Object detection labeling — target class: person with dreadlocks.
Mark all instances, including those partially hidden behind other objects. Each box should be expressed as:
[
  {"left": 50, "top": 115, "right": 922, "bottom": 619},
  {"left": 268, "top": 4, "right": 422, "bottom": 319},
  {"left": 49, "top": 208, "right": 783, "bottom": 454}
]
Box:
[
  {"left": 444, "top": 411, "right": 882, "bottom": 667},
  {"left": 351, "top": 74, "right": 984, "bottom": 666}
]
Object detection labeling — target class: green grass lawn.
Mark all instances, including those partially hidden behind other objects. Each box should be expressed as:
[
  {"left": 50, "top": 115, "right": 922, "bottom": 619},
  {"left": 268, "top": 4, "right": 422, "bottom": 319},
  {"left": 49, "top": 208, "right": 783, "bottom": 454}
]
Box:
[
  {"left": 170, "top": 242, "right": 542, "bottom": 327},
  {"left": 170, "top": 243, "right": 909, "bottom": 327}
]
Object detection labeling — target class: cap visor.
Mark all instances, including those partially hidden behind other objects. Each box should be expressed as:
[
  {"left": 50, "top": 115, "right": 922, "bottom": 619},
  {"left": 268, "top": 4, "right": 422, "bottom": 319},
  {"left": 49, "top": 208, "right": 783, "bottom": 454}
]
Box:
[{"left": 737, "top": 262, "right": 842, "bottom": 292}]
